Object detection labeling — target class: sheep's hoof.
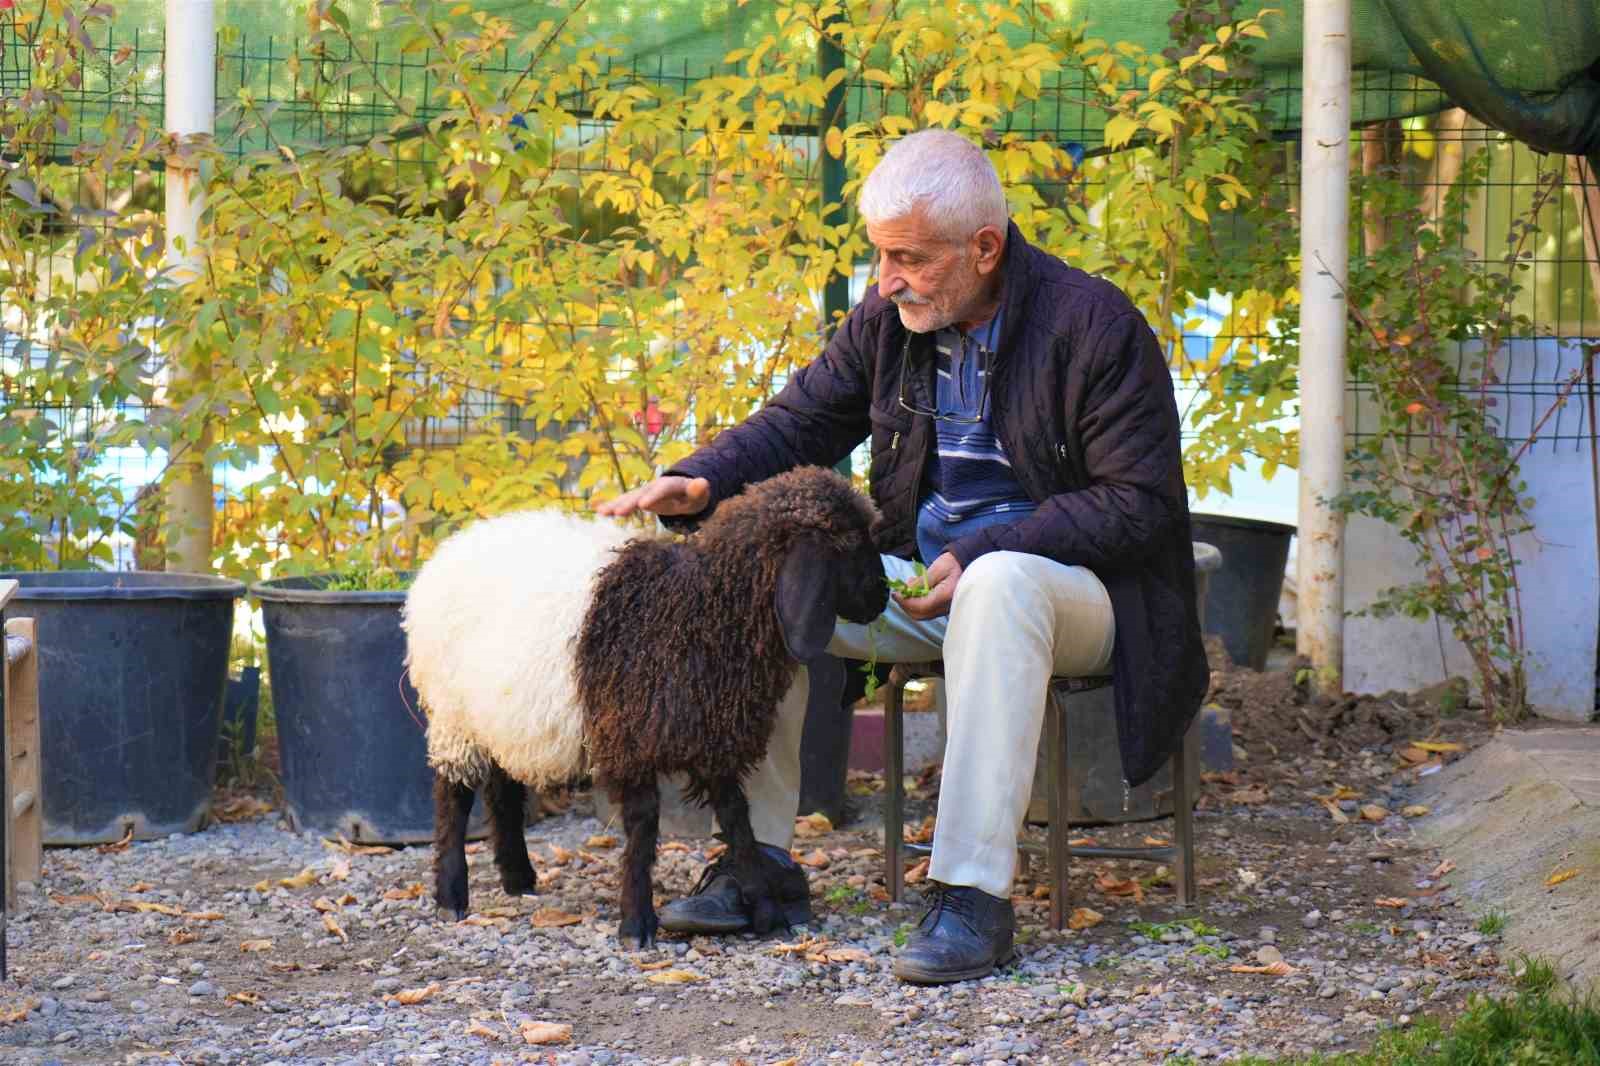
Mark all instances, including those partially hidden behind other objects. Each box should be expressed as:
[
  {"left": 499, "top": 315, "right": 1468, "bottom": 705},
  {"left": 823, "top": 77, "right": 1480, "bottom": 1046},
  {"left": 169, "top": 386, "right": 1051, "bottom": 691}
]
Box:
[
  {"left": 436, "top": 903, "right": 470, "bottom": 922},
  {"left": 618, "top": 912, "right": 659, "bottom": 949},
  {"left": 499, "top": 867, "right": 538, "bottom": 896}
]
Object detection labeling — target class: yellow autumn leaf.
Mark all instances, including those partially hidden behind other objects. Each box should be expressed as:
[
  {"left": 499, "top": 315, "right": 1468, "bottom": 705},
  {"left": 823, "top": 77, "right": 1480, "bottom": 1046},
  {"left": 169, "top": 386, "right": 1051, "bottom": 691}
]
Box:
[
  {"left": 583, "top": 834, "right": 618, "bottom": 849},
  {"left": 384, "top": 883, "right": 427, "bottom": 901},
  {"left": 646, "top": 970, "right": 706, "bottom": 984},
  {"left": 824, "top": 126, "right": 844, "bottom": 160},
  {"left": 386, "top": 982, "right": 439, "bottom": 1005},
  {"left": 1230, "top": 960, "right": 1296, "bottom": 976},
  {"left": 1546, "top": 868, "right": 1579, "bottom": 887},
  {"left": 239, "top": 939, "right": 273, "bottom": 952},
  {"left": 794, "top": 811, "right": 833, "bottom": 838},
  {"left": 1411, "top": 741, "right": 1464, "bottom": 753},
  {"left": 1068, "top": 907, "right": 1104, "bottom": 930},
  {"left": 278, "top": 867, "right": 319, "bottom": 889},
  {"left": 530, "top": 908, "right": 584, "bottom": 928},
  {"left": 322, "top": 914, "right": 349, "bottom": 943},
  {"left": 184, "top": 911, "right": 225, "bottom": 921},
  {"left": 1402, "top": 805, "right": 1431, "bottom": 818},
  {"left": 520, "top": 1020, "right": 572, "bottom": 1045}
]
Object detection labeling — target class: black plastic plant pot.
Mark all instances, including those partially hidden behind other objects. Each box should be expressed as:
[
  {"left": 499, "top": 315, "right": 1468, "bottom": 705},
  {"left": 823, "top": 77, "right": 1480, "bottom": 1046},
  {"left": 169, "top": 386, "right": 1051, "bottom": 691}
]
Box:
[
  {"left": 1190, "top": 514, "right": 1296, "bottom": 671},
  {"left": 252, "top": 574, "right": 478, "bottom": 844},
  {"left": 0, "top": 570, "right": 245, "bottom": 844}
]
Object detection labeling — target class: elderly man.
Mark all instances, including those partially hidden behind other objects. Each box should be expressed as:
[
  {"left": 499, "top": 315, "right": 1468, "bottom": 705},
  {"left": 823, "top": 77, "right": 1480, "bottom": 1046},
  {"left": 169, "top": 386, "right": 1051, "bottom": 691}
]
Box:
[{"left": 598, "top": 129, "right": 1208, "bottom": 984}]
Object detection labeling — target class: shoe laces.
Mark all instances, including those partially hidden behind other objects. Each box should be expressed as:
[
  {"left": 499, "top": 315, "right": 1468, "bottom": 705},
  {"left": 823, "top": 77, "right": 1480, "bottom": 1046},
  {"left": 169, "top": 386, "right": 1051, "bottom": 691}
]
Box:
[
  {"left": 920, "top": 881, "right": 978, "bottom": 932},
  {"left": 687, "top": 849, "right": 738, "bottom": 897}
]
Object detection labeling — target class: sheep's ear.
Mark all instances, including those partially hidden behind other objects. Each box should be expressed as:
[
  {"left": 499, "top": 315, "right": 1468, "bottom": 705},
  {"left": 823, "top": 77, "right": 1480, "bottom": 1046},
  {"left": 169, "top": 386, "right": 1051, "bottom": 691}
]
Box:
[{"left": 775, "top": 538, "right": 838, "bottom": 663}]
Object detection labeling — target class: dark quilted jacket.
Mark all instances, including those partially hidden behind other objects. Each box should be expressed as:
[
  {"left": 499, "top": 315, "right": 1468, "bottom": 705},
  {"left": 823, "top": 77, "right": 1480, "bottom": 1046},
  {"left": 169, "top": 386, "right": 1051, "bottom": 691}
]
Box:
[{"left": 665, "top": 223, "right": 1209, "bottom": 787}]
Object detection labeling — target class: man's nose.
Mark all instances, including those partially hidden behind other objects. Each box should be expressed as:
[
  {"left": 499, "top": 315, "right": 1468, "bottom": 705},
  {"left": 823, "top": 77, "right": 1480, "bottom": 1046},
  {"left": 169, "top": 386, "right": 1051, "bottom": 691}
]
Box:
[{"left": 877, "top": 258, "right": 905, "bottom": 298}]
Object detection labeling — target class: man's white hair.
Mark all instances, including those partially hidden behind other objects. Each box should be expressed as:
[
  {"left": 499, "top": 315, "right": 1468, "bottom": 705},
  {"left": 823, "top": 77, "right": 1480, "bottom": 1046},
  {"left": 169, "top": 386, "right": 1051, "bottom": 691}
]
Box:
[{"left": 857, "top": 129, "right": 1009, "bottom": 239}]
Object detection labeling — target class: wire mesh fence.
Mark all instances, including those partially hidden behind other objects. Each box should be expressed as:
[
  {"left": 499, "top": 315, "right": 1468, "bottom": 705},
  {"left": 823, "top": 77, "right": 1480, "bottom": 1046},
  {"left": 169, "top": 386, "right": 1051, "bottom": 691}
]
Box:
[{"left": 1, "top": 9, "right": 1597, "bottom": 572}]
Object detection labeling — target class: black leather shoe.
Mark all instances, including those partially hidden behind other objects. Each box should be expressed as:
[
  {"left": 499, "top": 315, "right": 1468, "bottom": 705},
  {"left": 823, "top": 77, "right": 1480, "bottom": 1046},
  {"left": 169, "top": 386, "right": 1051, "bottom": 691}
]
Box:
[
  {"left": 893, "top": 882, "right": 1015, "bottom": 984},
  {"left": 657, "top": 844, "right": 811, "bottom": 934}
]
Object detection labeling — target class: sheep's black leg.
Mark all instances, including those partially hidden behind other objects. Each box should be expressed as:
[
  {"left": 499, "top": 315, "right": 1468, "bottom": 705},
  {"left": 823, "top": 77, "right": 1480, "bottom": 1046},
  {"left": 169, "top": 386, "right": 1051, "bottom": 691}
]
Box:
[
  {"left": 616, "top": 777, "right": 661, "bottom": 949},
  {"left": 708, "top": 778, "right": 783, "bottom": 935},
  {"left": 483, "top": 760, "right": 537, "bottom": 897},
  {"left": 433, "top": 775, "right": 476, "bottom": 920}
]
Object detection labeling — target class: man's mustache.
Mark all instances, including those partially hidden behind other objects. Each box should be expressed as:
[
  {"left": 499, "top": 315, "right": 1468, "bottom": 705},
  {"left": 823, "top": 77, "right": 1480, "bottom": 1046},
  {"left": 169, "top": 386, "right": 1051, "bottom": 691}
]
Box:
[{"left": 890, "top": 289, "right": 931, "bottom": 306}]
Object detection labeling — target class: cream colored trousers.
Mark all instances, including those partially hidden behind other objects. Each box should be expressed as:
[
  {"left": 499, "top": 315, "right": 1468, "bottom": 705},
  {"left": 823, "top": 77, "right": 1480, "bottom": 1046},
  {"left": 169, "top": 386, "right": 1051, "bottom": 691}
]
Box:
[{"left": 743, "top": 550, "right": 1115, "bottom": 898}]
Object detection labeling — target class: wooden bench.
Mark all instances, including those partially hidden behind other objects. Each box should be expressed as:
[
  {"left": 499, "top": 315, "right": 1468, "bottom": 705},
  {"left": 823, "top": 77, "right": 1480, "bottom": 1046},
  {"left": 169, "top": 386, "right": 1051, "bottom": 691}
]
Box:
[{"left": 1, "top": 578, "right": 43, "bottom": 980}]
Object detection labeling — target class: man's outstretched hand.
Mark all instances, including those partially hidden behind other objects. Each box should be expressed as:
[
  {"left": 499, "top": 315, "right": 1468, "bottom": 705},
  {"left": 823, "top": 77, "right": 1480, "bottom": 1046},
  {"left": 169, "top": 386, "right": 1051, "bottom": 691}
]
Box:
[
  {"left": 896, "top": 552, "right": 963, "bottom": 620},
  {"left": 594, "top": 475, "right": 712, "bottom": 519}
]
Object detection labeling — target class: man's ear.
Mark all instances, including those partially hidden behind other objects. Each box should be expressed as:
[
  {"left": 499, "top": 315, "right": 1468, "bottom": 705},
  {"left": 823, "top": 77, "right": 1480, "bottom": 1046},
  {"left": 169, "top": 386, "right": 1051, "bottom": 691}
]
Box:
[
  {"left": 972, "top": 224, "right": 1005, "bottom": 275},
  {"left": 774, "top": 537, "right": 839, "bottom": 662}
]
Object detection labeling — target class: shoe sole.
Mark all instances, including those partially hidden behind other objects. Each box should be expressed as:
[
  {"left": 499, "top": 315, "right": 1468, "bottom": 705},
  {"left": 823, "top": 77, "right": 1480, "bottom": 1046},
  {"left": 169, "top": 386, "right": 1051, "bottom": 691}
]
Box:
[
  {"left": 658, "top": 898, "right": 812, "bottom": 936},
  {"left": 892, "top": 948, "right": 1015, "bottom": 986}
]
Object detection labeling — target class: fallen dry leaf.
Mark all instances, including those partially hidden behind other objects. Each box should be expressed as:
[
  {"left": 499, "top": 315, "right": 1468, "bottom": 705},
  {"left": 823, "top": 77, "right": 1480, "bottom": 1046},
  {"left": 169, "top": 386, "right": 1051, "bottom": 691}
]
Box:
[
  {"left": 792, "top": 849, "right": 830, "bottom": 869},
  {"left": 386, "top": 983, "right": 439, "bottom": 1005},
  {"left": 1375, "top": 897, "right": 1409, "bottom": 909},
  {"left": 322, "top": 913, "right": 349, "bottom": 943},
  {"left": 278, "top": 867, "right": 319, "bottom": 890},
  {"left": 704, "top": 843, "right": 728, "bottom": 861},
  {"left": 128, "top": 881, "right": 155, "bottom": 893},
  {"left": 48, "top": 892, "right": 103, "bottom": 907},
  {"left": 868, "top": 885, "right": 891, "bottom": 902},
  {"left": 465, "top": 1020, "right": 502, "bottom": 1040},
  {"left": 214, "top": 795, "right": 275, "bottom": 822},
  {"left": 1402, "top": 805, "right": 1431, "bottom": 818},
  {"left": 520, "top": 1020, "right": 572, "bottom": 1045},
  {"left": 323, "top": 835, "right": 393, "bottom": 856},
  {"left": 645, "top": 969, "right": 705, "bottom": 984},
  {"left": 239, "top": 939, "right": 273, "bottom": 953},
  {"left": 185, "top": 911, "right": 225, "bottom": 922},
  {"left": 1399, "top": 746, "right": 1431, "bottom": 764},
  {"left": 794, "top": 812, "right": 834, "bottom": 838},
  {"left": 546, "top": 844, "right": 574, "bottom": 864},
  {"left": 1067, "top": 836, "right": 1099, "bottom": 848},
  {"left": 267, "top": 962, "right": 301, "bottom": 974},
  {"left": 226, "top": 991, "right": 264, "bottom": 1007},
  {"left": 1031, "top": 885, "right": 1051, "bottom": 900},
  {"left": 1230, "top": 961, "right": 1297, "bottom": 976},
  {"left": 584, "top": 834, "right": 618, "bottom": 849},
  {"left": 462, "top": 915, "right": 510, "bottom": 928},
  {"left": 385, "top": 883, "right": 427, "bottom": 901},
  {"left": 1229, "top": 787, "right": 1269, "bottom": 805},
  {"left": 1142, "top": 835, "right": 1171, "bottom": 847},
  {"left": 1321, "top": 799, "right": 1350, "bottom": 824},
  {"left": 329, "top": 859, "right": 351, "bottom": 882},
  {"left": 1430, "top": 859, "right": 1456, "bottom": 879},
  {"left": 809, "top": 946, "right": 872, "bottom": 964},
  {"left": 312, "top": 897, "right": 338, "bottom": 913},
  {"left": 251, "top": 879, "right": 272, "bottom": 893},
  {"left": 636, "top": 959, "right": 676, "bottom": 971},
  {"left": 904, "top": 857, "right": 931, "bottom": 884},
  {"left": 659, "top": 841, "right": 691, "bottom": 853},
  {"left": 96, "top": 826, "right": 135, "bottom": 853},
  {"left": 478, "top": 906, "right": 518, "bottom": 918},
  {"left": 1360, "top": 804, "right": 1391, "bottom": 822},
  {"left": 1328, "top": 785, "right": 1360, "bottom": 801},
  {"left": 904, "top": 815, "right": 935, "bottom": 845},
  {"left": 1068, "top": 907, "right": 1104, "bottom": 930},
  {"left": 1410, "top": 740, "right": 1464, "bottom": 753},
  {"left": 1201, "top": 770, "right": 1240, "bottom": 786},
  {"left": 771, "top": 938, "right": 827, "bottom": 956},
  {"left": 530, "top": 908, "right": 584, "bottom": 928},
  {"left": 1546, "top": 868, "right": 1580, "bottom": 888},
  {"left": 1095, "top": 872, "right": 1145, "bottom": 903},
  {"left": 0, "top": 999, "right": 39, "bottom": 1024},
  {"left": 167, "top": 927, "right": 200, "bottom": 946}
]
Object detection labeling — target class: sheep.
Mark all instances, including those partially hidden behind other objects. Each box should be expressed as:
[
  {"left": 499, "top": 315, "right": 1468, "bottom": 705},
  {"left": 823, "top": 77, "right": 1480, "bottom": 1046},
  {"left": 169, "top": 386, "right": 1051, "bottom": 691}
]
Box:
[
  {"left": 403, "top": 466, "right": 888, "bottom": 945},
  {"left": 403, "top": 508, "right": 634, "bottom": 916},
  {"left": 575, "top": 466, "right": 888, "bottom": 945}
]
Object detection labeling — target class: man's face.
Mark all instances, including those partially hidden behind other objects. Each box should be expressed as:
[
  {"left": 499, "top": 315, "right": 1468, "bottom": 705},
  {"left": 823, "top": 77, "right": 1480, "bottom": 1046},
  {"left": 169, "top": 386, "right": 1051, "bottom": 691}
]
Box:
[{"left": 866, "top": 209, "right": 988, "bottom": 334}]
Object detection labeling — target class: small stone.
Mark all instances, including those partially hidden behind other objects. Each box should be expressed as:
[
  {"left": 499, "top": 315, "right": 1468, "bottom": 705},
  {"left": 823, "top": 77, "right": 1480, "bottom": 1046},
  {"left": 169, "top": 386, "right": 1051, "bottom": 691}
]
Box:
[
  {"left": 1258, "top": 927, "right": 1277, "bottom": 944},
  {"left": 84, "top": 990, "right": 110, "bottom": 1003},
  {"left": 1302, "top": 910, "right": 1323, "bottom": 929},
  {"left": 129, "top": 1000, "right": 151, "bottom": 1013},
  {"left": 1254, "top": 945, "right": 1284, "bottom": 966},
  {"left": 1319, "top": 984, "right": 1338, "bottom": 999},
  {"left": 54, "top": 1031, "right": 79, "bottom": 1044},
  {"left": 371, "top": 977, "right": 402, "bottom": 994},
  {"left": 188, "top": 980, "right": 216, "bottom": 997},
  {"left": 51, "top": 975, "right": 76, "bottom": 990}
]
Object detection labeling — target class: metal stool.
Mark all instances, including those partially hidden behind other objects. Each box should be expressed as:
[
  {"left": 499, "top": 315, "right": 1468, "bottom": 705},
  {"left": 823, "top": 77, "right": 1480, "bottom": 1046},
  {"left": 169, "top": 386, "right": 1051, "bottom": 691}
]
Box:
[{"left": 883, "top": 662, "right": 1198, "bottom": 930}]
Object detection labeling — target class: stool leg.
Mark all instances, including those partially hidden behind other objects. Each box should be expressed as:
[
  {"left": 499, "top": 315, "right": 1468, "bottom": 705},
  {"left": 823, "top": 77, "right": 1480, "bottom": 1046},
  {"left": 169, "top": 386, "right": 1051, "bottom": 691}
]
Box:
[
  {"left": 1046, "top": 688, "right": 1069, "bottom": 931},
  {"left": 885, "top": 678, "right": 905, "bottom": 904},
  {"left": 1171, "top": 716, "right": 1198, "bottom": 908}
]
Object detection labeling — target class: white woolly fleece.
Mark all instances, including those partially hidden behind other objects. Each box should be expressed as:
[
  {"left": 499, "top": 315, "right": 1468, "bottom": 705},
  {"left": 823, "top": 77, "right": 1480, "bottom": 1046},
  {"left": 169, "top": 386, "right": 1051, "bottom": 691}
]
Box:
[{"left": 403, "top": 510, "right": 635, "bottom": 788}]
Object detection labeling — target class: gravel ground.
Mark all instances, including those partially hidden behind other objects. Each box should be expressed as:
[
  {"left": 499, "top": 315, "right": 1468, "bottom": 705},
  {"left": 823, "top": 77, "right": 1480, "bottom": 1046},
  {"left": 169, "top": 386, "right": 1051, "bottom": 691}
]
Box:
[{"left": 1, "top": 662, "right": 1511, "bottom": 1065}]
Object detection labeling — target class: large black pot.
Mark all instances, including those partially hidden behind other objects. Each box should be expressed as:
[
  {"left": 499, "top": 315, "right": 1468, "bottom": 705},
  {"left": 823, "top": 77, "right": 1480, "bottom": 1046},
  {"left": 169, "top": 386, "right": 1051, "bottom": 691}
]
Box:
[
  {"left": 1189, "top": 514, "right": 1296, "bottom": 670},
  {"left": 252, "top": 575, "right": 478, "bottom": 844},
  {"left": 0, "top": 570, "right": 244, "bottom": 843}
]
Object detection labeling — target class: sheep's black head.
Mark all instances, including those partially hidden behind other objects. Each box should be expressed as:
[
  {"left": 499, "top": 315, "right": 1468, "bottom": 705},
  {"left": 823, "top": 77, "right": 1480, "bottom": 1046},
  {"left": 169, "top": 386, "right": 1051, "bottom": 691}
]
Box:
[{"left": 702, "top": 466, "right": 888, "bottom": 663}]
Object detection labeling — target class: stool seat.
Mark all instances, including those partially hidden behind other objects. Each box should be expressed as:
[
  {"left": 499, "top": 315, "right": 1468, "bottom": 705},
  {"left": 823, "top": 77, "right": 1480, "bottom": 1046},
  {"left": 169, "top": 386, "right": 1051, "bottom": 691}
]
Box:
[{"left": 883, "top": 663, "right": 1198, "bottom": 930}]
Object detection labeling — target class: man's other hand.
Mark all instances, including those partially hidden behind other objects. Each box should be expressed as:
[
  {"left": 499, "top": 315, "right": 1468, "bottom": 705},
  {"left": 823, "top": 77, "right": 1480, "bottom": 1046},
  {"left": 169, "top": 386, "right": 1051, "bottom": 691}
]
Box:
[
  {"left": 896, "top": 552, "right": 962, "bottom": 620},
  {"left": 594, "top": 475, "right": 712, "bottom": 519}
]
